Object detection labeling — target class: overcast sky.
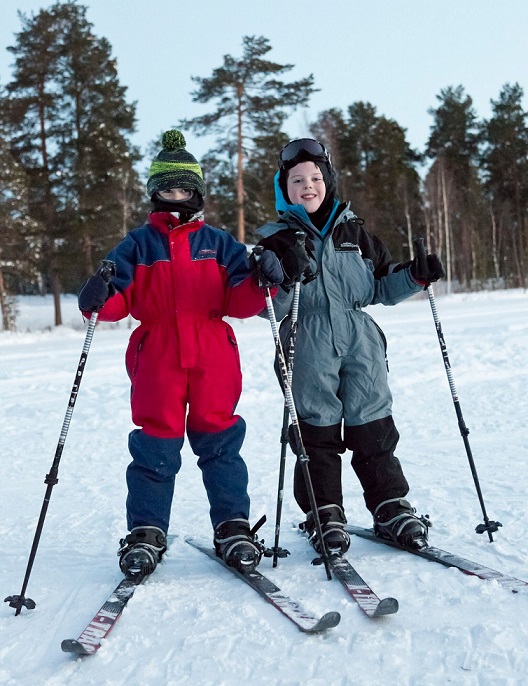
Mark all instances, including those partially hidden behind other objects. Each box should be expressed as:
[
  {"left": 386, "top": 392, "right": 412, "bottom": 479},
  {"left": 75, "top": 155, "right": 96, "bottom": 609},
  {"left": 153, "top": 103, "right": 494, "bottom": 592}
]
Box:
[{"left": 1, "top": 0, "right": 527, "bottom": 168}]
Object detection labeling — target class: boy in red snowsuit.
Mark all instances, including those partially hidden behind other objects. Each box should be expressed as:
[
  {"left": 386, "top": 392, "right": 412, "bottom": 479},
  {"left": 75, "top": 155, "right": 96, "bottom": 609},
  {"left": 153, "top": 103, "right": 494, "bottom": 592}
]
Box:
[{"left": 78, "top": 130, "right": 283, "bottom": 576}]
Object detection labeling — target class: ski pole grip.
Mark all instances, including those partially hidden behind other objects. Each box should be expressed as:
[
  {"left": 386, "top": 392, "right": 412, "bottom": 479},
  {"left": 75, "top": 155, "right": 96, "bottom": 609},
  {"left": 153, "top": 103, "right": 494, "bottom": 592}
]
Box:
[
  {"left": 97, "top": 259, "right": 116, "bottom": 283},
  {"left": 413, "top": 237, "right": 428, "bottom": 277}
]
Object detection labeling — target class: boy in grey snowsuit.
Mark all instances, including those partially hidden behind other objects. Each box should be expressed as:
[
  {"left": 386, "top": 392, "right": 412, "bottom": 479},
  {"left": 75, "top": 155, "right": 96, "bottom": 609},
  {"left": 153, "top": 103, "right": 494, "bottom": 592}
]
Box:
[{"left": 257, "top": 138, "right": 444, "bottom": 552}]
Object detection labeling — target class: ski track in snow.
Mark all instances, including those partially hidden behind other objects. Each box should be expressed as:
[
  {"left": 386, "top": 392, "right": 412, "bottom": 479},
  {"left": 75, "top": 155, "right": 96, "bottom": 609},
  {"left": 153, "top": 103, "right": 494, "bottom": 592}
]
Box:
[{"left": 1, "top": 289, "right": 528, "bottom": 685}]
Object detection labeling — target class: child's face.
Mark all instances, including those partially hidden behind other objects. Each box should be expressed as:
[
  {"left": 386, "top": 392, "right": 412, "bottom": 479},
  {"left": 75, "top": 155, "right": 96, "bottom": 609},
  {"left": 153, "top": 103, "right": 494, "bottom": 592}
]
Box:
[
  {"left": 158, "top": 188, "right": 193, "bottom": 201},
  {"left": 286, "top": 162, "right": 326, "bottom": 213}
]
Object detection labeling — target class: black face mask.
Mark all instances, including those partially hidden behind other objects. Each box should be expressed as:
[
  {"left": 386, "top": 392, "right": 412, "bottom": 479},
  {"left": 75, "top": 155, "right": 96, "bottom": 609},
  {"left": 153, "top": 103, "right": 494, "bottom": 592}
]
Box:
[
  {"left": 308, "top": 194, "right": 336, "bottom": 230},
  {"left": 150, "top": 191, "right": 205, "bottom": 222}
]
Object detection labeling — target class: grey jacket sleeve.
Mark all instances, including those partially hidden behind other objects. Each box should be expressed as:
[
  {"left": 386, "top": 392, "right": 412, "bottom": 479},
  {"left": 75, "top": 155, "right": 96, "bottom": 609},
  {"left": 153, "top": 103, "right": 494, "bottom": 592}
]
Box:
[{"left": 371, "top": 266, "right": 423, "bottom": 306}]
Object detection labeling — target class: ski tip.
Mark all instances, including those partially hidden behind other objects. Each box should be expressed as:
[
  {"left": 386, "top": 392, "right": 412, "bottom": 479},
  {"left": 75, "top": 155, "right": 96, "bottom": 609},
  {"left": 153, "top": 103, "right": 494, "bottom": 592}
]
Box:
[
  {"left": 314, "top": 610, "right": 341, "bottom": 631},
  {"left": 61, "top": 638, "right": 94, "bottom": 656},
  {"left": 372, "top": 597, "right": 399, "bottom": 617}
]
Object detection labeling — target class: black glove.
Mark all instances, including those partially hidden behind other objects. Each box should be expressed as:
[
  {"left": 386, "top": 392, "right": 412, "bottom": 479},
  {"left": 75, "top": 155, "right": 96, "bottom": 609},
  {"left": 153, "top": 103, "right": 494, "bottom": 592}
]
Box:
[
  {"left": 78, "top": 273, "right": 113, "bottom": 312},
  {"left": 410, "top": 253, "right": 445, "bottom": 286},
  {"left": 249, "top": 249, "right": 284, "bottom": 288}
]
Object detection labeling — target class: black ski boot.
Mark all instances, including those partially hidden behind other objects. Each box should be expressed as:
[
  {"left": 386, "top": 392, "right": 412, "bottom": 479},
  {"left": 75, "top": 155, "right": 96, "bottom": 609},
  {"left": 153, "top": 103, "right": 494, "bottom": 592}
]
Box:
[
  {"left": 302, "top": 504, "right": 350, "bottom": 555},
  {"left": 118, "top": 526, "right": 167, "bottom": 577},
  {"left": 373, "top": 498, "right": 429, "bottom": 549},
  {"left": 214, "top": 519, "right": 263, "bottom": 574}
]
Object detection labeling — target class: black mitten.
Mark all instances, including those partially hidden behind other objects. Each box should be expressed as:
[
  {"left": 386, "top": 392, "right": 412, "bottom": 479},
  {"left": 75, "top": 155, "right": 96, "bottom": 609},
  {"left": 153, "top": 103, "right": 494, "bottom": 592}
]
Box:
[
  {"left": 78, "top": 274, "right": 112, "bottom": 312},
  {"left": 249, "top": 249, "right": 284, "bottom": 288},
  {"left": 281, "top": 239, "right": 312, "bottom": 286},
  {"left": 410, "top": 253, "right": 445, "bottom": 286}
]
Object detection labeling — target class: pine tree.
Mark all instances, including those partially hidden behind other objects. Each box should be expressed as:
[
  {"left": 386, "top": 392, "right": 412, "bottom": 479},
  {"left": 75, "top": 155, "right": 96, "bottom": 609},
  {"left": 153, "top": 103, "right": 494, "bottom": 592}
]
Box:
[
  {"left": 309, "top": 108, "right": 350, "bottom": 197},
  {"left": 0, "top": 128, "right": 40, "bottom": 330},
  {"left": 480, "top": 83, "right": 528, "bottom": 287},
  {"left": 312, "top": 102, "right": 422, "bottom": 260},
  {"left": 180, "top": 35, "right": 317, "bottom": 243},
  {"left": 425, "top": 85, "right": 483, "bottom": 289},
  {"left": 1, "top": 1, "right": 141, "bottom": 323}
]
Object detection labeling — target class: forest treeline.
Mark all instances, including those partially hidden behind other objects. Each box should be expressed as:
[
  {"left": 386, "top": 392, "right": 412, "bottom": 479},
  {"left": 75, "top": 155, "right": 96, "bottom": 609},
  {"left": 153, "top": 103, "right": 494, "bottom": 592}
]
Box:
[{"left": 1, "top": 1, "right": 527, "bottom": 329}]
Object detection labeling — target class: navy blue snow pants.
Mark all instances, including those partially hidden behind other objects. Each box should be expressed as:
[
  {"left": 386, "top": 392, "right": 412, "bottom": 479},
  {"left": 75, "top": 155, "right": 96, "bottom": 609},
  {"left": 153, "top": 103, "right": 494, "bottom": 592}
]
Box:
[{"left": 125, "top": 418, "right": 250, "bottom": 533}]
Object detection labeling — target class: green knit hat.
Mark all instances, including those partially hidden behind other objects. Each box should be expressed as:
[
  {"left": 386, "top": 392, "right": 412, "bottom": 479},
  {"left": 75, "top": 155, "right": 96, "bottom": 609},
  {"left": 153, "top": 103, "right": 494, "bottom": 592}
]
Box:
[{"left": 147, "top": 130, "right": 205, "bottom": 197}]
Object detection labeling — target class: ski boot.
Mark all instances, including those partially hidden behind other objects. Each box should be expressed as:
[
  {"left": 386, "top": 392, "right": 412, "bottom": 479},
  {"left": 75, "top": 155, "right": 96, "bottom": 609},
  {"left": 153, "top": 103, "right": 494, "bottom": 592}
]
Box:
[
  {"left": 302, "top": 504, "right": 350, "bottom": 556},
  {"left": 373, "top": 498, "right": 430, "bottom": 549},
  {"left": 118, "top": 526, "right": 167, "bottom": 577},
  {"left": 214, "top": 519, "right": 263, "bottom": 574}
]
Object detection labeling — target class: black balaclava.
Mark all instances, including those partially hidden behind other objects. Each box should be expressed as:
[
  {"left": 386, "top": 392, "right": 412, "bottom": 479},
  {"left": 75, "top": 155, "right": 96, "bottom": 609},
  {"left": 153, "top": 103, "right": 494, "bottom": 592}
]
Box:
[
  {"left": 278, "top": 150, "right": 337, "bottom": 230},
  {"left": 150, "top": 190, "right": 205, "bottom": 224}
]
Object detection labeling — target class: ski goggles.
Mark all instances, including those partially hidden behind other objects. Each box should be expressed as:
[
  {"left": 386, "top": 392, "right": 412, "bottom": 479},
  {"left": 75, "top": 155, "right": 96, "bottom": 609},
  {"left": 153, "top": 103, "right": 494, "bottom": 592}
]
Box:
[{"left": 278, "top": 138, "right": 330, "bottom": 168}]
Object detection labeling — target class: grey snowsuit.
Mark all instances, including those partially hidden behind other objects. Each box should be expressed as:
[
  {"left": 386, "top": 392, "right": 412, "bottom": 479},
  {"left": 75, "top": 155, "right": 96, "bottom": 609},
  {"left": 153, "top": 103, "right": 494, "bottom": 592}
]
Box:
[{"left": 258, "top": 202, "right": 423, "bottom": 514}]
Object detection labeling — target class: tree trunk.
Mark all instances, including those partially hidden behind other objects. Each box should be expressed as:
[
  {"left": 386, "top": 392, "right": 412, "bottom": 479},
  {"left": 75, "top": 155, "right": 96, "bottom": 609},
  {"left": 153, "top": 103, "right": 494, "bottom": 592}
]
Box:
[
  {"left": 423, "top": 206, "right": 432, "bottom": 253},
  {"left": 514, "top": 181, "right": 526, "bottom": 288},
  {"left": 0, "top": 266, "right": 16, "bottom": 331},
  {"left": 236, "top": 83, "right": 245, "bottom": 244},
  {"left": 440, "top": 162, "right": 452, "bottom": 294},
  {"left": 122, "top": 169, "right": 130, "bottom": 238},
  {"left": 82, "top": 232, "right": 94, "bottom": 276},
  {"left": 52, "top": 268, "right": 62, "bottom": 326},
  {"left": 490, "top": 204, "right": 501, "bottom": 281}
]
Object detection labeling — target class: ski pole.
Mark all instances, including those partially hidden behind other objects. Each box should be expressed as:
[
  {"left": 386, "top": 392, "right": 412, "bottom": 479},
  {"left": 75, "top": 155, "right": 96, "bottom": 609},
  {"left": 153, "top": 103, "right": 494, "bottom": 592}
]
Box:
[
  {"left": 413, "top": 237, "right": 501, "bottom": 542},
  {"left": 269, "top": 280, "right": 300, "bottom": 567},
  {"left": 4, "top": 259, "right": 116, "bottom": 615},
  {"left": 253, "top": 247, "right": 333, "bottom": 580}
]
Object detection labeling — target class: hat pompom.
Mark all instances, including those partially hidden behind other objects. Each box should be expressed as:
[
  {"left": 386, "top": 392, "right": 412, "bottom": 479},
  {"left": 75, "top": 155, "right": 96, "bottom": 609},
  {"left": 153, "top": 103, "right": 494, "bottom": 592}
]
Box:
[{"left": 162, "top": 130, "right": 186, "bottom": 151}]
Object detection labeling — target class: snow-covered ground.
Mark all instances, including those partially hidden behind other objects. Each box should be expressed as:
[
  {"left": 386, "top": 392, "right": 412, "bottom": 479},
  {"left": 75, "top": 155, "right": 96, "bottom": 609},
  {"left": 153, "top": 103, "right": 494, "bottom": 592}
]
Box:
[{"left": 1, "top": 288, "right": 528, "bottom": 685}]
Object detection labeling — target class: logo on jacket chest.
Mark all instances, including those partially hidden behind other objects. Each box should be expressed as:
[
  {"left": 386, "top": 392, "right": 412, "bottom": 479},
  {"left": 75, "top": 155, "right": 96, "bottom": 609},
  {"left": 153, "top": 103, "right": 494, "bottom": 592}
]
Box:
[
  {"left": 195, "top": 248, "right": 218, "bottom": 260},
  {"left": 335, "top": 242, "right": 362, "bottom": 254}
]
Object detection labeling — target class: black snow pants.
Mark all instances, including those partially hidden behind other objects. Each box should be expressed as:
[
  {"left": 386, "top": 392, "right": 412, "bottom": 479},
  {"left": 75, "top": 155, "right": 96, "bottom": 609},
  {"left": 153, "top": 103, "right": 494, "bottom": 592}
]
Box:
[{"left": 293, "top": 415, "right": 409, "bottom": 514}]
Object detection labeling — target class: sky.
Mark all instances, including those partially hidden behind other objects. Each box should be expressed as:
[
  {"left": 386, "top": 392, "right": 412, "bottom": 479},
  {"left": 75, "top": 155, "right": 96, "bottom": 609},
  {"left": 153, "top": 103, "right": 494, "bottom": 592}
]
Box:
[
  {"left": 1, "top": 288, "right": 528, "bottom": 683},
  {"left": 1, "top": 0, "right": 527, "bottom": 170}
]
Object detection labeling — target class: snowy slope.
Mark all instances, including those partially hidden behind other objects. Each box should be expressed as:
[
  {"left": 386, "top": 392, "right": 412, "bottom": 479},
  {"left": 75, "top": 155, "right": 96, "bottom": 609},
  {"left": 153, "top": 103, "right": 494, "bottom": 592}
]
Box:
[{"left": 1, "top": 289, "right": 528, "bottom": 685}]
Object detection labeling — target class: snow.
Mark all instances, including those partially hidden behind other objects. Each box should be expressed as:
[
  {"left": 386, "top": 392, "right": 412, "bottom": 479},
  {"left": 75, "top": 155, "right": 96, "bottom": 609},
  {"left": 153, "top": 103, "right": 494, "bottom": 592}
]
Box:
[{"left": 1, "top": 288, "right": 528, "bottom": 685}]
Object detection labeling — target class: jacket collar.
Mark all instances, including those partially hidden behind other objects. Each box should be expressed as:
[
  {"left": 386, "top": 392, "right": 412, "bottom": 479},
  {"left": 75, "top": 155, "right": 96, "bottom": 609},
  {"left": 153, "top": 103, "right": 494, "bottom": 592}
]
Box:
[{"left": 148, "top": 211, "right": 204, "bottom": 234}]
